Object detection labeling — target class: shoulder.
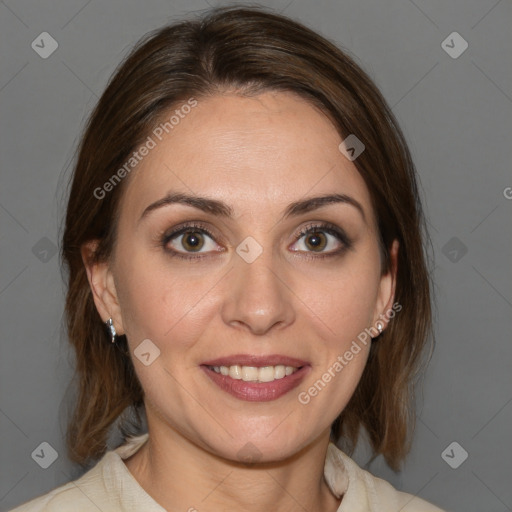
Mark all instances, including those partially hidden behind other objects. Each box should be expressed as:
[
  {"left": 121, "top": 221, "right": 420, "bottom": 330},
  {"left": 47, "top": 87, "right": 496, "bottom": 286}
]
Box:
[
  {"left": 325, "top": 442, "right": 447, "bottom": 512},
  {"left": 7, "top": 473, "right": 107, "bottom": 512},
  {"left": 8, "top": 434, "right": 151, "bottom": 512},
  {"left": 366, "top": 472, "right": 446, "bottom": 512}
]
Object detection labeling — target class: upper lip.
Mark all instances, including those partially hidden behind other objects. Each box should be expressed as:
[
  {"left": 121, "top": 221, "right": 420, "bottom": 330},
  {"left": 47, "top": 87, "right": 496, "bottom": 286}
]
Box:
[{"left": 201, "top": 354, "right": 309, "bottom": 368}]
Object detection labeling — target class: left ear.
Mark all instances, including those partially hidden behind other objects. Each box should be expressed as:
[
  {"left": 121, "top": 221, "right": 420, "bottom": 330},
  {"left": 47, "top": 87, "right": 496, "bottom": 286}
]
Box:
[{"left": 372, "top": 239, "right": 399, "bottom": 331}]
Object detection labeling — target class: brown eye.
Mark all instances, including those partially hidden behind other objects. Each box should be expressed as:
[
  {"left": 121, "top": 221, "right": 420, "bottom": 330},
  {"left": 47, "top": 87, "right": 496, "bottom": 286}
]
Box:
[
  {"left": 163, "top": 225, "right": 222, "bottom": 258},
  {"left": 290, "top": 223, "right": 351, "bottom": 257},
  {"left": 304, "top": 231, "right": 327, "bottom": 252},
  {"left": 181, "top": 231, "right": 204, "bottom": 252}
]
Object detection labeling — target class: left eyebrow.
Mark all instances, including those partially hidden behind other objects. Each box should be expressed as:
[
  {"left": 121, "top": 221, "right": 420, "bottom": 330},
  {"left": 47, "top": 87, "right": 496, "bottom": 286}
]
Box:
[
  {"left": 282, "top": 193, "right": 366, "bottom": 223},
  {"left": 139, "top": 192, "right": 366, "bottom": 223}
]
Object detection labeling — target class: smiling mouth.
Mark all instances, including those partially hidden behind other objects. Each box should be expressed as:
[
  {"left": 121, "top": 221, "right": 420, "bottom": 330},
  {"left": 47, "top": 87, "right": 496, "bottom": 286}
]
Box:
[
  {"left": 201, "top": 360, "right": 310, "bottom": 402},
  {"left": 200, "top": 354, "right": 310, "bottom": 401},
  {"left": 206, "top": 364, "right": 301, "bottom": 383}
]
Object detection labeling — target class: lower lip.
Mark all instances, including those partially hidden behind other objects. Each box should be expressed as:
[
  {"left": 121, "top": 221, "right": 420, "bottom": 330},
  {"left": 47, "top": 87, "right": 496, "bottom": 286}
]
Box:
[{"left": 201, "top": 365, "right": 310, "bottom": 402}]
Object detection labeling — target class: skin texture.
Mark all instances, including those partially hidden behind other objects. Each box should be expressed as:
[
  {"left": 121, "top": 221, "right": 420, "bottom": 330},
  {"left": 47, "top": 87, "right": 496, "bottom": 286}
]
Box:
[{"left": 83, "top": 91, "right": 398, "bottom": 512}]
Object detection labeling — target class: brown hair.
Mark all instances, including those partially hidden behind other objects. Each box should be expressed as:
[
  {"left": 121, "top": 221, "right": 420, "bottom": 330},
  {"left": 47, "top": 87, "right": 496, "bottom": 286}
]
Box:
[{"left": 62, "top": 5, "right": 432, "bottom": 471}]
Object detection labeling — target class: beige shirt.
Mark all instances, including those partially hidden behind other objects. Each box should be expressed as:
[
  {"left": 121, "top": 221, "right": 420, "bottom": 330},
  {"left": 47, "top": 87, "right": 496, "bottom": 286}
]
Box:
[{"left": 10, "top": 433, "right": 446, "bottom": 512}]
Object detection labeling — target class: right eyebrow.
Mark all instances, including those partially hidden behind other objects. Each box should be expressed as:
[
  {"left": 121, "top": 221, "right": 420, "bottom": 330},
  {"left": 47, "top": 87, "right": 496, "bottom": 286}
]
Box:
[{"left": 139, "top": 192, "right": 233, "bottom": 222}]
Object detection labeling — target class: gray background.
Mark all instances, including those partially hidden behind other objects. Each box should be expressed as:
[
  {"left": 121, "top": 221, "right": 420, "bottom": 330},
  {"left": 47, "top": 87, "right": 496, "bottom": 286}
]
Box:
[{"left": 1, "top": 0, "right": 511, "bottom": 511}]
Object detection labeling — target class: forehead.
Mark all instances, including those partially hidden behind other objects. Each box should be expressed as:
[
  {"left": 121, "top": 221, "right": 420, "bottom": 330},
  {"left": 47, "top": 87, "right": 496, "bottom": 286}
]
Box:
[{"left": 119, "top": 91, "right": 374, "bottom": 224}]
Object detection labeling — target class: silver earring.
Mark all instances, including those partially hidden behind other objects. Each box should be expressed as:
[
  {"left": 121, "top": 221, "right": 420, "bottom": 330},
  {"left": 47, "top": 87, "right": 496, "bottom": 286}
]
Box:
[
  {"left": 106, "top": 318, "right": 117, "bottom": 344},
  {"left": 376, "top": 321, "right": 384, "bottom": 333}
]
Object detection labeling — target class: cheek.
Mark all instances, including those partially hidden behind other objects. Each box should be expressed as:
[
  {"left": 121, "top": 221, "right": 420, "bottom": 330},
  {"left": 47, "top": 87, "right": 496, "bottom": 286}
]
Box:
[
  {"left": 295, "top": 269, "right": 378, "bottom": 410},
  {"left": 114, "top": 249, "right": 221, "bottom": 349},
  {"left": 293, "top": 256, "right": 382, "bottom": 343}
]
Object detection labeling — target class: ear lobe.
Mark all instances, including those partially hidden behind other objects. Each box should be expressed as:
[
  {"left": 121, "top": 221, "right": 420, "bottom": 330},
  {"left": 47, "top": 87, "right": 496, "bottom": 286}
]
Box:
[
  {"left": 81, "top": 241, "right": 124, "bottom": 335},
  {"left": 373, "top": 239, "right": 399, "bottom": 331}
]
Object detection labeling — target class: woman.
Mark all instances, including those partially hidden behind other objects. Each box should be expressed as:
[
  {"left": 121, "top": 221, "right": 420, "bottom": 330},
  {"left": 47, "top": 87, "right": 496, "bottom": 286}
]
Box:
[{"left": 11, "top": 6, "right": 446, "bottom": 511}]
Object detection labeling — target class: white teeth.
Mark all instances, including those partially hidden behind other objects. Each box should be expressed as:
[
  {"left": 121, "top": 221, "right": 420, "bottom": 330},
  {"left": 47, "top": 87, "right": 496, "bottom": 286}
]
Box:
[
  {"left": 210, "top": 364, "right": 299, "bottom": 382},
  {"left": 258, "top": 366, "right": 275, "bottom": 383},
  {"left": 274, "top": 365, "right": 286, "bottom": 379},
  {"left": 229, "top": 365, "right": 242, "bottom": 379},
  {"left": 241, "top": 366, "right": 259, "bottom": 381}
]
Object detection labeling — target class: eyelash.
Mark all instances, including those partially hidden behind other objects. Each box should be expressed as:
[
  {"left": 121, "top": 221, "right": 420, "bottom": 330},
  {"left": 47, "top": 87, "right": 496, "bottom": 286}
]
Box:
[
  {"left": 161, "top": 223, "right": 219, "bottom": 261},
  {"left": 293, "top": 222, "right": 353, "bottom": 260},
  {"left": 160, "top": 221, "right": 352, "bottom": 261}
]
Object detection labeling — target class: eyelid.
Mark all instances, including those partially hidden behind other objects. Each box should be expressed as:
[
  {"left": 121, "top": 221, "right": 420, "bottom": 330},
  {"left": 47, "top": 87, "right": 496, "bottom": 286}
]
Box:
[
  {"left": 286, "top": 223, "right": 352, "bottom": 261},
  {"left": 161, "top": 221, "right": 224, "bottom": 259},
  {"left": 292, "top": 221, "right": 352, "bottom": 247},
  {"left": 162, "top": 221, "right": 220, "bottom": 243}
]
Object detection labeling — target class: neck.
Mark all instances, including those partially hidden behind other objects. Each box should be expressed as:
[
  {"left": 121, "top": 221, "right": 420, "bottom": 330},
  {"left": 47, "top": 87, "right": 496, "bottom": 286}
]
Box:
[{"left": 123, "top": 420, "right": 341, "bottom": 512}]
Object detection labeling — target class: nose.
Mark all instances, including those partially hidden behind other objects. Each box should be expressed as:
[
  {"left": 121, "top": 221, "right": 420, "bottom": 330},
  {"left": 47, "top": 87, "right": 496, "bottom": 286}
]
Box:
[{"left": 220, "top": 251, "right": 296, "bottom": 336}]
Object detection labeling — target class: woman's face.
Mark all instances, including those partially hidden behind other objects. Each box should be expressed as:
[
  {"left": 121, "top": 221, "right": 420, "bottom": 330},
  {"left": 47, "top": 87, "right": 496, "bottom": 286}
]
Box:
[{"left": 94, "top": 91, "right": 396, "bottom": 462}]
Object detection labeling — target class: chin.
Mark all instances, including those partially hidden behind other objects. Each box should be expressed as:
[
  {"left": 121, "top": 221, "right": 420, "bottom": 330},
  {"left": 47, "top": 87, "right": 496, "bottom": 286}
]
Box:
[{"left": 198, "top": 424, "right": 313, "bottom": 465}]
